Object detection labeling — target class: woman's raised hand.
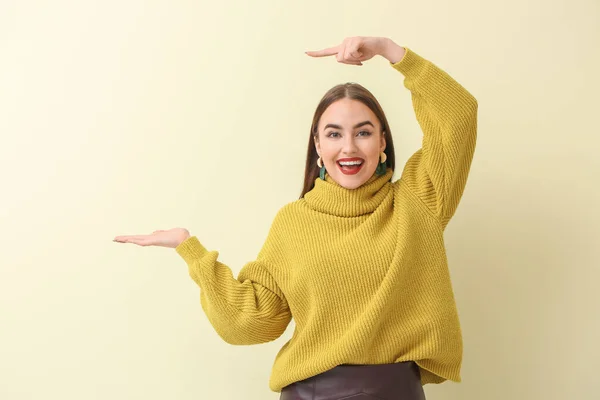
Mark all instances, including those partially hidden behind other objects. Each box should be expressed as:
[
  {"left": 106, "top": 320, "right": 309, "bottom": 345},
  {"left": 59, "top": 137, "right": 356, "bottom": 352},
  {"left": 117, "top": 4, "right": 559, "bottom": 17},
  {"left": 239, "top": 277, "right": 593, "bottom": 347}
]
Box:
[
  {"left": 305, "top": 36, "right": 405, "bottom": 65},
  {"left": 113, "top": 228, "right": 191, "bottom": 248}
]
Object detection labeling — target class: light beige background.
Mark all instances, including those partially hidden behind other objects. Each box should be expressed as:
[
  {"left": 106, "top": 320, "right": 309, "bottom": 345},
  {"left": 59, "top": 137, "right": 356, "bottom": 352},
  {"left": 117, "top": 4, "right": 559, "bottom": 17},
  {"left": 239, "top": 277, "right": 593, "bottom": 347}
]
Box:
[{"left": 1, "top": 0, "right": 598, "bottom": 399}]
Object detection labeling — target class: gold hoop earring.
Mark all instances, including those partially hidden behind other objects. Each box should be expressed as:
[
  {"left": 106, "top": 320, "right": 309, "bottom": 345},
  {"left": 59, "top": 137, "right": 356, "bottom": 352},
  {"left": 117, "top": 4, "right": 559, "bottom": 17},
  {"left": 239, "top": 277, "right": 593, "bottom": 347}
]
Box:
[
  {"left": 375, "top": 151, "right": 387, "bottom": 176},
  {"left": 317, "top": 156, "right": 327, "bottom": 180}
]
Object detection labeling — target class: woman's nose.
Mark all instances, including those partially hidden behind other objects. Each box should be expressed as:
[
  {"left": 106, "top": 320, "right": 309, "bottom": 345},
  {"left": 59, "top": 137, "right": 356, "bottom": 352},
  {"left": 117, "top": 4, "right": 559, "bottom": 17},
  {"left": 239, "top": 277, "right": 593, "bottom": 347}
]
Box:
[{"left": 342, "top": 136, "right": 358, "bottom": 153}]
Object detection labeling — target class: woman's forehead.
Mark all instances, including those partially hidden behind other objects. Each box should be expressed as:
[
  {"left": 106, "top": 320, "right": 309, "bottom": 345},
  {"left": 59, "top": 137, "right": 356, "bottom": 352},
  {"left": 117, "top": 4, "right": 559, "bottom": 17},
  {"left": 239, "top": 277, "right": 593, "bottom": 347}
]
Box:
[{"left": 320, "top": 99, "right": 378, "bottom": 127}]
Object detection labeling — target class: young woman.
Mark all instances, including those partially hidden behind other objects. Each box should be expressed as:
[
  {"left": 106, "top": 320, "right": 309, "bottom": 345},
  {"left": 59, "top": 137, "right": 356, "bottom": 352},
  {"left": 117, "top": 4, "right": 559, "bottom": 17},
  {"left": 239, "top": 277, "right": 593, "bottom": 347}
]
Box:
[{"left": 114, "top": 36, "right": 478, "bottom": 400}]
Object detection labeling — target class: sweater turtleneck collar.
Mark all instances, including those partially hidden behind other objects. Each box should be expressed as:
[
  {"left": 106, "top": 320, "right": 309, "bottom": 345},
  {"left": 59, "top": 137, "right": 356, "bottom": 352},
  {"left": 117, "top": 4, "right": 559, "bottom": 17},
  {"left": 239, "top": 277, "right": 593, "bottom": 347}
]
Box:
[{"left": 303, "top": 169, "right": 395, "bottom": 217}]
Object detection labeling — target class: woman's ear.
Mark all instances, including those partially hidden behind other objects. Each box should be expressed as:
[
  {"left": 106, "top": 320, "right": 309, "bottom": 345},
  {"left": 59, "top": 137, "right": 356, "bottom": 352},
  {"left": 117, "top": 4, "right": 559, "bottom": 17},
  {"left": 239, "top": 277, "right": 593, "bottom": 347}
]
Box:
[
  {"left": 380, "top": 131, "right": 387, "bottom": 152},
  {"left": 314, "top": 136, "right": 321, "bottom": 155}
]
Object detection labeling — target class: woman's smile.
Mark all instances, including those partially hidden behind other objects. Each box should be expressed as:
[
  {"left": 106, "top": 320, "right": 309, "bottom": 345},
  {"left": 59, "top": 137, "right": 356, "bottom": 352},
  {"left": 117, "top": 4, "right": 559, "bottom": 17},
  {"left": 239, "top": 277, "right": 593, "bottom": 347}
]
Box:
[{"left": 337, "top": 157, "right": 365, "bottom": 175}]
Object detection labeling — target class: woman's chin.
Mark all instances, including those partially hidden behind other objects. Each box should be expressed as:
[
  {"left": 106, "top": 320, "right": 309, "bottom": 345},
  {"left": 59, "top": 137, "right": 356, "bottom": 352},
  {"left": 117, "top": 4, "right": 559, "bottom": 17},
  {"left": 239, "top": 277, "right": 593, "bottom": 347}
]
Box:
[{"left": 328, "top": 168, "right": 374, "bottom": 189}]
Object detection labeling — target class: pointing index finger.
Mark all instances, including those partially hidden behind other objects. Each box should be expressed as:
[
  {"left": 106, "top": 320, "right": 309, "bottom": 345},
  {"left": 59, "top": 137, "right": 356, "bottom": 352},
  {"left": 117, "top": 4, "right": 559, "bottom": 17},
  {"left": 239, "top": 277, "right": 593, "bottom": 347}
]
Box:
[{"left": 305, "top": 46, "right": 339, "bottom": 57}]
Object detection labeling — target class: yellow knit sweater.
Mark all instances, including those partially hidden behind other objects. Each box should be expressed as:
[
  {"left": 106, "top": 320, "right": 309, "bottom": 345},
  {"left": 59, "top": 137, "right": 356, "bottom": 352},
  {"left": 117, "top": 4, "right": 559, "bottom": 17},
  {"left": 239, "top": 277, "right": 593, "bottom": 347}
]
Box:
[{"left": 175, "top": 47, "right": 478, "bottom": 393}]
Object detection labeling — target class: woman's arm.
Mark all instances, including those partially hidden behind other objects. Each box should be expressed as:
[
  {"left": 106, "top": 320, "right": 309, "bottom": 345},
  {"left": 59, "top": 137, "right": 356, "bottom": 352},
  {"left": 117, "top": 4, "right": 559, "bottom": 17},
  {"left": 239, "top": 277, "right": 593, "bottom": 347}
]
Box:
[
  {"left": 175, "top": 234, "right": 292, "bottom": 346},
  {"left": 114, "top": 215, "right": 292, "bottom": 345},
  {"left": 381, "top": 40, "right": 478, "bottom": 229}
]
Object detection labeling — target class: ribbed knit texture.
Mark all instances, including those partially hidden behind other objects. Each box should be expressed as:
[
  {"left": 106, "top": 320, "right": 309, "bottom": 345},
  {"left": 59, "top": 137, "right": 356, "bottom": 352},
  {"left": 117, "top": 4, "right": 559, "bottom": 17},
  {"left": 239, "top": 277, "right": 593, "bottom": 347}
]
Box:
[{"left": 175, "top": 47, "right": 478, "bottom": 393}]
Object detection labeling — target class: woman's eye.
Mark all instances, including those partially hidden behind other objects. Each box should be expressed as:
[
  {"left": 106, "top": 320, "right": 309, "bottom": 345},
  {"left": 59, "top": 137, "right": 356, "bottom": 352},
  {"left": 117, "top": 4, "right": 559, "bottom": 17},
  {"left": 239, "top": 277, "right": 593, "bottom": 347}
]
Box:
[{"left": 327, "top": 131, "right": 371, "bottom": 137}]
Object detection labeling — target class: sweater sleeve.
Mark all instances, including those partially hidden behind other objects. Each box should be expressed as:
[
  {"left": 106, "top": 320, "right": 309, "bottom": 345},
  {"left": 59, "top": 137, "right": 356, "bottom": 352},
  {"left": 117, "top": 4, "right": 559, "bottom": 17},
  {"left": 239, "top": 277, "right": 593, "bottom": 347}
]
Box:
[
  {"left": 391, "top": 48, "right": 478, "bottom": 229},
  {"left": 175, "top": 215, "right": 291, "bottom": 345}
]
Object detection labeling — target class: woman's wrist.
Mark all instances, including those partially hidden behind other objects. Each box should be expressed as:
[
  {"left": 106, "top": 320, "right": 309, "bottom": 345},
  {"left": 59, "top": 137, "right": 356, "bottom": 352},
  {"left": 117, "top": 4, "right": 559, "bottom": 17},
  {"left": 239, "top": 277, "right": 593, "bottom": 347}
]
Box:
[
  {"left": 379, "top": 38, "right": 406, "bottom": 64},
  {"left": 175, "top": 230, "right": 191, "bottom": 248}
]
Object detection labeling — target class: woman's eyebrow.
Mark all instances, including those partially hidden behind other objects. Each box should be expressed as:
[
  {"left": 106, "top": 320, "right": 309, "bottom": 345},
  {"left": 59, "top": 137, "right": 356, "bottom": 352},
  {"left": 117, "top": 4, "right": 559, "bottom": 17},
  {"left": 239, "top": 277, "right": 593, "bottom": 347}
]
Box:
[{"left": 323, "top": 120, "right": 375, "bottom": 130}]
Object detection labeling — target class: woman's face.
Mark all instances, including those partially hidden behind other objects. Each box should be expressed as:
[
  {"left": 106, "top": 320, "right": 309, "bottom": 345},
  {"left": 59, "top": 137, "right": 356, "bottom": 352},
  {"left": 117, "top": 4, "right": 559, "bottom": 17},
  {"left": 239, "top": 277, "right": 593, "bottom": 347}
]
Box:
[{"left": 315, "top": 98, "right": 386, "bottom": 189}]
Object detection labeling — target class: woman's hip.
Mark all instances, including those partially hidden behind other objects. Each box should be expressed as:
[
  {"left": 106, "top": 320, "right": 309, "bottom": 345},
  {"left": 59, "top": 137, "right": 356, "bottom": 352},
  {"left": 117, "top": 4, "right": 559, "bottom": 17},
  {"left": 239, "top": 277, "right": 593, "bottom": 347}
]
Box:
[{"left": 279, "top": 361, "right": 425, "bottom": 400}]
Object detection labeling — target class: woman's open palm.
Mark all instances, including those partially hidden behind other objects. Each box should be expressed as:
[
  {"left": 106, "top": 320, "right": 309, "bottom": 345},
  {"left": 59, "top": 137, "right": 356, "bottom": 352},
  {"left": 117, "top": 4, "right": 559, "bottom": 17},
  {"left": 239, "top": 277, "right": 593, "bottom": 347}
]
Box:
[
  {"left": 305, "top": 36, "right": 387, "bottom": 66},
  {"left": 113, "top": 228, "right": 190, "bottom": 248}
]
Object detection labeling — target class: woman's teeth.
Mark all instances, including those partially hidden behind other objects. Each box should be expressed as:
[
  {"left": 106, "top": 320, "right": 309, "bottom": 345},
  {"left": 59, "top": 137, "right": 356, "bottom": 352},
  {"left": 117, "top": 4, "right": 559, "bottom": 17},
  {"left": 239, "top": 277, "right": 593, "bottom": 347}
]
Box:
[{"left": 338, "top": 161, "right": 363, "bottom": 166}]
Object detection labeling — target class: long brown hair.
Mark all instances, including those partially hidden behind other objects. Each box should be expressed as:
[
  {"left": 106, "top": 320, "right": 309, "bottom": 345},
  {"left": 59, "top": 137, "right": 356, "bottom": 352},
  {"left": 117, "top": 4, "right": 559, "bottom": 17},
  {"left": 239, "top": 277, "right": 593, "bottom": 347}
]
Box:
[{"left": 299, "top": 82, "right": 396, "bottom": 198}]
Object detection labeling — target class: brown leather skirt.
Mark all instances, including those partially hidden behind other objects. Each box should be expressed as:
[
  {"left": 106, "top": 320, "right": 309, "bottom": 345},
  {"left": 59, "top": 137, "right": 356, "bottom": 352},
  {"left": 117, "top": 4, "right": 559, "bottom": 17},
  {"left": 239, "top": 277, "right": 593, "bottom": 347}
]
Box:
[{"left": 279, "top": 361, "right": 426, "bottom": 400}]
